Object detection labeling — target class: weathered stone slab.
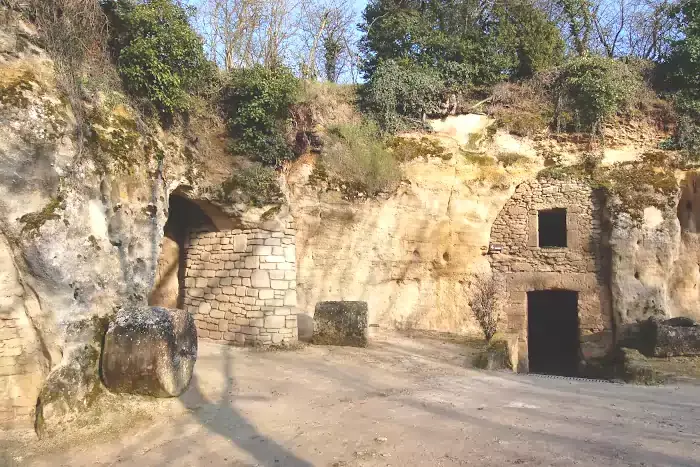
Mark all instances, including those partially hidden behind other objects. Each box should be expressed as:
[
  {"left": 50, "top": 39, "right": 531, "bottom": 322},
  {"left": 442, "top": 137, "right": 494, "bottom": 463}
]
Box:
[
  {"left": 101, "top": 306, "right": 197, "bottom": 397},
  {"left": 312, "top": 301, "right": 368, "bottom": 347},
  {"left": 653, "top": 318, "right": 700, "bottom": 357}
]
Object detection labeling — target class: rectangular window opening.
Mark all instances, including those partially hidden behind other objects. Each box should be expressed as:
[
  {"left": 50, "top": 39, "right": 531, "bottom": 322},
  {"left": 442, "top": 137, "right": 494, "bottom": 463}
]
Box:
[{"left": 538, "top": 208, "right": 567, "bottom": 248}]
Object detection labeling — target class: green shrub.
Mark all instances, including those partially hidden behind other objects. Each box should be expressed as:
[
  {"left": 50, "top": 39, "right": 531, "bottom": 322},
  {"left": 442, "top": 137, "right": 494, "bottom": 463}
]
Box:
[
  {"left": 496, "top": 152, "right": 530, "bottom": 167},
  {"left": 219, "top": 164, "right": 284, "bottom": 207},
  {"left": 555, "top": 56, "right": 641, "bottom": 135},
  {"left": 104, "top": 0, "right": 214, "bottom": 116},
  {"left": 672, "top": 93, "right": 700, "bottom": 160},
  {"left": 222, "top": 65, "right": 299, "bottom": 165},
  {"left": 489, "top": 81, "right": 553, "bottom": 137},
  {"left": 321, "top": 121, "right": 401, "bottom": 196},
  {"left": 362, "top": 60, "right": 444, "bottom": 132},
  {"left": 390, "top": 137, "right": 451, "bottom": 162},
  {"left": 462, "top": 151, "right": 496, "bottom": 167}
]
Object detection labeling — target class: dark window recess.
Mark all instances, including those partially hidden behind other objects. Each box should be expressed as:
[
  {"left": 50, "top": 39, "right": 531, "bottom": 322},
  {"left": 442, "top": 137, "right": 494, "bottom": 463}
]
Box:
[{"left": 538, "top": 208, "right": 567, "bottom": 248}]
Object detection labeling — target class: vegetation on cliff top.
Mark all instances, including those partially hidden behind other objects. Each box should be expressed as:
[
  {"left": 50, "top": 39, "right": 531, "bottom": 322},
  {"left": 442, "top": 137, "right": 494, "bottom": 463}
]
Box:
[{"left": 11, "top": 0, "right": 700, "bottom": 200}]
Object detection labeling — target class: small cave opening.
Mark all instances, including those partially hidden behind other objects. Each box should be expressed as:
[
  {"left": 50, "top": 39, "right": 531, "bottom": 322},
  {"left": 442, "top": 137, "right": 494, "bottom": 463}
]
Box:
[
  {"left": 527, "top": 290, "right": 580, "bottom": 376},
  {"left": 148, "top": 193, "right": 214, "bottom": 309}
]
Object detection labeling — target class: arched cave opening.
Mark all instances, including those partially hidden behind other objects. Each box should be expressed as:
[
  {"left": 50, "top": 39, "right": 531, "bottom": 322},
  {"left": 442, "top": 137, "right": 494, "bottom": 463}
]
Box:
[{"left": 148, "top": 193, "right": 214, "bottom": 309}]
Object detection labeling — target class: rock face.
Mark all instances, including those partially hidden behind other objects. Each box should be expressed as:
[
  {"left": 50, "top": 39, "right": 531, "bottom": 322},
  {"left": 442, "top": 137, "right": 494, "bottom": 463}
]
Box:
[
  {"left": 35, "top": 316, "right": 109, "bottom": 437},
  {"left": 101, "top": 307, "right": 197, "bottom": 397},
  {"left": 312, "top": 301, "right": 368, "bottom": 347},
  {"left": 286, "top": 145, "right": 538, "bottom": 334}
]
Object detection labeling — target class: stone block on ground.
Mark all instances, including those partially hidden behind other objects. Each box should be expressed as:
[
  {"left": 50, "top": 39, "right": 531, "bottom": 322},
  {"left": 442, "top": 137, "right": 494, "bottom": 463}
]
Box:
[
  {"left": 653, "top": 319, "right": 700, "bottom": 357},
  {"left": 312, "top": 301, "right": 368, "bottom": 347},
  {"left": 101, "top": 306, "right": 198, "bottom": 397}
]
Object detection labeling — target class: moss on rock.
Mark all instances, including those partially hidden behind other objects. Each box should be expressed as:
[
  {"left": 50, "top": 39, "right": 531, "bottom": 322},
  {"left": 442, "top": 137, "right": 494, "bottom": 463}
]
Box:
[{"left": 19, "top": 196, "right": 64, "bottom": 237}]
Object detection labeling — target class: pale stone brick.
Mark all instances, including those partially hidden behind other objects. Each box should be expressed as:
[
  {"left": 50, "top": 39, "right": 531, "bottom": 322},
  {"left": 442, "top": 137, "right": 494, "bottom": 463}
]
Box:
[
  {"left": 239, "top": 269, "right": 252, "bottom": 278},
  {"left": 275, "top": 308, "right": 291, "bottom": 316},
  {"left": 260, "top": 263, "right": 277, "bottom": 270},
  {"left": 271, "top": 280, "right": 288, "bottom": 290},
  {"left": 272, "top": 334, "right": 284, "bottom": 344},
  {"left": 251, "top": 270, "right": 270, "bottom": 288},
  {"left": 269, "top": 270, "right": 285, "bottom": 280},
  {"left": 284, "top": 270, "right": 296, "bottom": 280},
  {"left": 265, "top": 255, "right": 286, "bottom": 263},
  {"left": 249, "top": 318, "right": 264, "bottom": 327},
  {"left": 246, "top": 288, "right": 258, "bottom": 298},
  {"left": 242, "top": 278, "right": 252, "bottom": 287},
  {"left": 264, "top": 238, "right": 281, "bottom": 246},
  {"left": 284, "top": 290, "right": 297, "bottom": 307},
  {"left": 253, "top": 245, "right": 272, "bottom": 256},
  {"left": 210, "top": 309, "right": 224, "bottom": 319},
  {"left": 272, "top": 246, "right": 284, "bottom": 255},
  {"left": 245, "top": 255, "right": 260, "bottom": 269},
  {"left": 264, "top": 315, "right": 286, "bottom": 329},
  {"left": 195, "top": 278, "right": 208, "bottom": 288},
  {"left": 222, "top": 286, "right": 235, "bottom": 295},
  {"left": 220, "top": 277, "right": 232, "bottom": 286},
  {"left": 198, "top": 302, "right": 212, "bottom": 314},
  {"left": 276, "top": 262, "right": 293, "bottom": 270},
  {"left": 259, "top": 289, "right": 274, "bottom": 299},
  {"left": 233, "top": 234, "right": 247, "bottom": 252},
  {"left": 247, "top": 310, "right": 264, "bottom": 318},
  {"left": 236, "top": 286, "right": 247, "bottom": 297}
]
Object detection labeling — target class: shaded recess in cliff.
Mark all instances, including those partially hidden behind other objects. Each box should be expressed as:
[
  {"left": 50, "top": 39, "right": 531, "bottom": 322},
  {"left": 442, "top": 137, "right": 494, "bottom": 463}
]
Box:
[{"left": 149, "top": 193, "right": 214, "bottom": 309}]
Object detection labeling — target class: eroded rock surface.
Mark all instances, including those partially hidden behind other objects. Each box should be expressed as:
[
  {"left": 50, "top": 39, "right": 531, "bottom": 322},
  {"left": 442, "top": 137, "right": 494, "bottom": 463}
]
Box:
[
  {"left": 312, "top": 301, "right": 368, "bottom": 347},
  {"left": 101, "top": 307, "right": 197, "bottom": 397}
]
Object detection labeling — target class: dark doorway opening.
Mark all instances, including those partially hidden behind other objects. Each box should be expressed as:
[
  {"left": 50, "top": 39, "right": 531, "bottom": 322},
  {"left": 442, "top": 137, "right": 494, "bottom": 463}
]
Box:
[
  {"left": 149, "top": 193, "right": 213, "bottom": 309},
  {"left": 527, "top": 290, "right": 580, "bottom": 376},
  {"left": 538, "top": 208, "right": 567, "bottom": 247}
]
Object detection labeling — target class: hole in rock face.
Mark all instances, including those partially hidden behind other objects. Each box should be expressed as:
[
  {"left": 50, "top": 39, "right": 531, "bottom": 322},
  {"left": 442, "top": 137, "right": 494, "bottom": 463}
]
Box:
[
  {"left": 538, "top": 208, "right": 567, "bottom": 248},
  {"left": 148, "top": 193, "right": 213, "bottom": 309},
  {"left": 442, "top": 252, "right": 450, "bottom": 262},
  {"left": 634, "top": 271, "right": 640, "bottom": 280},
  {"left": 527, "top": 290, "right": 579, "bottom": 377},
  {"left": 413, "top": 249, "right": 421, "bottom": 259}
]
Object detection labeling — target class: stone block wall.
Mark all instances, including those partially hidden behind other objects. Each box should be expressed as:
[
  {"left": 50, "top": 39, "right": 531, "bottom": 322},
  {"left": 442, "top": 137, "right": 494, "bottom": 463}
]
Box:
[
  {"left": 0, "top": 238, "right": 47, "bottom": 427},
  {"left": 182, "top": 220, "right": 298, "bottom": 346},
  {"left": 488, "top": 178, "right": 613, "bottom": 371}
]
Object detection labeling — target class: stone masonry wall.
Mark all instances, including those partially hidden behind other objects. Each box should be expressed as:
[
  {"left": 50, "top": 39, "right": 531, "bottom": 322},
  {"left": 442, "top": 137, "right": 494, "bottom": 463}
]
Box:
[
  {"left": 488, "top": 177, "right": 613, "bottom": 371},
  {"left": 182, "top": 220, "right": 298, "bottom": 346},
  {"left": 0, "top": 237, "right": 47, "bottom": 427}
]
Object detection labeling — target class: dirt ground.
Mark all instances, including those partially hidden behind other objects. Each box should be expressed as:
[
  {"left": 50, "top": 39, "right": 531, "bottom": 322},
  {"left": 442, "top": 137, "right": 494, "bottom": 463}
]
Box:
[{"left": 5, "top": 331, "right": 700, "bottom": 466}]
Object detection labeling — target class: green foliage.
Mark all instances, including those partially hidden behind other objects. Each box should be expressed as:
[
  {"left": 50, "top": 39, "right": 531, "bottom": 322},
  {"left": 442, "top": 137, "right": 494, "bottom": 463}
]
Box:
[
  {"left": 362, "top": 60, "right": 444, "bottom": 132},
  {"left": 390, "top": 137, "right": 451, "bottom": 162},
  {"left": 103, "top": 0, "right": 214, "bottom": 115},
  {"left": 496, "top": 152, "right": 530, "bottom": 167},
  {"left": 360, "top": 0, "right": 510, "bottom": 86},
  {"left": 494, "top": 0, "right": 565, "bottom": 78},
  {"left": 222, "top": 65, "right": 300, "bottom": 165},
  {"left": 462, "top": 151, "right": 496, "bottom": 166},
  {"left": 220, "top": 164, "right": 284, "bottom": 207},
  {"left": 555, "top": 56, "right": 641, "bottom": 134},
  {"left": 320, "top": 121, "right": 401, "bottom": 196},
  {"left": 665, "top": 0, "right": 700, "bottom": 158}
]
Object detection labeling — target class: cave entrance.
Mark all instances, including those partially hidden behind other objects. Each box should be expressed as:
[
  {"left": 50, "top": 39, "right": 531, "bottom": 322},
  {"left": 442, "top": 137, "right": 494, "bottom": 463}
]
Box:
[
  {"left": 527, "top": 290, "right": 580, "bottom": 376},
  {"left": 149, "top": 193, "right": 213, "bottom": 309}
]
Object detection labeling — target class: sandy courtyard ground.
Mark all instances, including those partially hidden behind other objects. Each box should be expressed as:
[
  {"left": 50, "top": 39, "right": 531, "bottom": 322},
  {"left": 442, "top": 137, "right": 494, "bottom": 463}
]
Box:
[{"left": 8, "top": 332, "right": 700, "bottom": 466}]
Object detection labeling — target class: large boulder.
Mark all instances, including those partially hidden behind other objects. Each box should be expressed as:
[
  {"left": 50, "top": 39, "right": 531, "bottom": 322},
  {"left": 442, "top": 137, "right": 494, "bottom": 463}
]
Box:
[
  {"left": 101, "top": 306, "right": 197, "bottom": 397},
  {"left": 652, "top": 318, "right": 700, "bottom": 357},
  {"left": 620, "top": 317, "right": 700, "bottom": 357},
  {"left": 312, "top": 301, "right": 368, "bottom": 347}
]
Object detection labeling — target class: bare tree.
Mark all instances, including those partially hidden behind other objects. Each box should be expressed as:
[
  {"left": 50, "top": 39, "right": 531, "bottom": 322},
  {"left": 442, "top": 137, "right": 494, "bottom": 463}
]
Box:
[
  {"left": 297, "top": 0, "right": 358, "bottom": 82},
  {"left": 469, "top": 275, "right": 499, "bottom": 341},
  {"left": 591, "top": 0, "right": 676, "bottom": 59}
]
